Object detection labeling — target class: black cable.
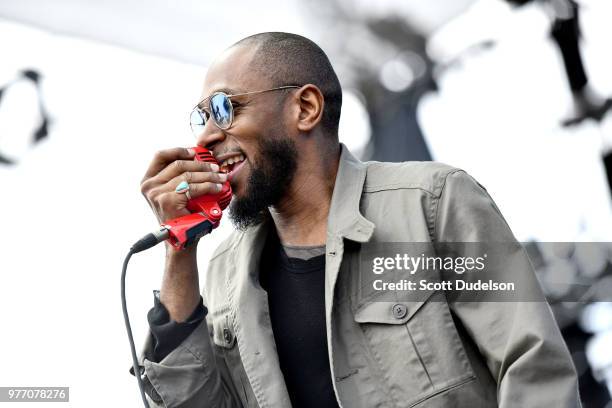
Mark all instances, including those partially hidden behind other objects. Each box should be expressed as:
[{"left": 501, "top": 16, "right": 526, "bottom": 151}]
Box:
[
  {"left": 121, "top": 249, "right": 151, "bottom": 408},
  {"left": 122, "top": 229, "right": 169, "bottom": 407}
]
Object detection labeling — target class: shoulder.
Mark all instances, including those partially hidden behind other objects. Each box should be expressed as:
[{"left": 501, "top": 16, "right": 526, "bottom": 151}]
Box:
[{"left": 363, "top": 160, "right": 466, "bottom": 197}]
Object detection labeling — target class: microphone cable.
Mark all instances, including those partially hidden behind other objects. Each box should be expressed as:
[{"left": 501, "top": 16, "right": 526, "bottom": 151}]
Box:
[{"left": 121, "top": 229, "right": 170, "bottom": 408}]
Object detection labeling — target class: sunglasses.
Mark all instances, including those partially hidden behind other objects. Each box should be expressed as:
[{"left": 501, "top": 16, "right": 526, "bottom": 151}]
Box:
[{"left": 189, "top": 85, "right": 301, "bottom": 136}]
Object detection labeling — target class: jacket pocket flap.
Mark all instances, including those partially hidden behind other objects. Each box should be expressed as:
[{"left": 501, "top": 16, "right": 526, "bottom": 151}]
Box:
[{"left": 354, "top": 290, "right": 435, "bottom": 324}]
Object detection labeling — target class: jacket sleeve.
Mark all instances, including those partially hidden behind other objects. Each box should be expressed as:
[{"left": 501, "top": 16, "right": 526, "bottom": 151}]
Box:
[
  {"left": 147, "top": 291, "right": 207, "bottom": 363},
  {"left": 131, "top": 300, "right": 242, "bottom": 407},
  {"left": 433, "top": 169, "right": 582, "bottom": 407}
]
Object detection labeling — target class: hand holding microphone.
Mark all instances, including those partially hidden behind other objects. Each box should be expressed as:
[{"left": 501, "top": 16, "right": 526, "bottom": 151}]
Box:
[{"left": 138, "top": 146, "right": 231, "bottom": 251}]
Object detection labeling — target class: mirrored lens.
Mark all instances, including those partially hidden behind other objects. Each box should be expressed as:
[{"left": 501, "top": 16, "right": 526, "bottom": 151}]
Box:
[
  {"left": 210, "top": 93, "right": 232, "bottom": 129},
  {"left": 190, "top": 108, "right": 206, "bottom": 137}
]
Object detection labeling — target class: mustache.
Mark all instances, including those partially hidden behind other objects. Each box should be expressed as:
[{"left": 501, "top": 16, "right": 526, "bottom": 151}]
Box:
[{"left": 214, "top": 147, "right": 245, "bottom": 161}]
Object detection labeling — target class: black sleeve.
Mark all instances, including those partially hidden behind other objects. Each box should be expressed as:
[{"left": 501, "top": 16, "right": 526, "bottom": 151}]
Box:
[{"left": 146, "top": 290, "right": 208, "bottom": 363}]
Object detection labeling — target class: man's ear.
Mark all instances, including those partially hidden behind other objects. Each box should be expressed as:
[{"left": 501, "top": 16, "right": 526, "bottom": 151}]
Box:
[{"left": 295, "top": 84, "right": 324, "bottom": 132}]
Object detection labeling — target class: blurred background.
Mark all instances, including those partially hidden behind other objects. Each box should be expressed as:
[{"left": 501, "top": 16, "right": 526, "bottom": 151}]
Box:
[{"left": 1, "top": 0, "right": 611, "bottom": 406}]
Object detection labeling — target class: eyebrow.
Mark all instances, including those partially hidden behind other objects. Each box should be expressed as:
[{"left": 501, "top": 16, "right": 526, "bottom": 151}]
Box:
[{"left": 211, "top": 87, "right": 240, "bottom": 95}]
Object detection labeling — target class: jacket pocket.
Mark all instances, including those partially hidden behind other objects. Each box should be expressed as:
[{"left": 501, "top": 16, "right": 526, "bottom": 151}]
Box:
[
  {"left": 354, "top": 292, "right": 475, "bottom": 406},
  {"left": 212, "top": 313, "right": 237, "bottom": 349}
]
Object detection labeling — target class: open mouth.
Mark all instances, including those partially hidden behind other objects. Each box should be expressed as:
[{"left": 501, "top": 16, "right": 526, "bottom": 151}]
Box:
[
  {"left": 219, "top": 153, "right": 245, "bottom": 172},
  {"left": 219, "top": 152, "right": 247, "bottom": 180}
]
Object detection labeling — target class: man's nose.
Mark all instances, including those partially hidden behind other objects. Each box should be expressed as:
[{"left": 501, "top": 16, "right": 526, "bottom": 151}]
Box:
[{"left": 196, "top": 119, "right": 226, "bottom": 150}]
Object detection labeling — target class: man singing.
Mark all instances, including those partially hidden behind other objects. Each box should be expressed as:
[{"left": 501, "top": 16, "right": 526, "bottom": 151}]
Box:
[{"left": 134, "top": 32, "right": 581, "bottom": 407}]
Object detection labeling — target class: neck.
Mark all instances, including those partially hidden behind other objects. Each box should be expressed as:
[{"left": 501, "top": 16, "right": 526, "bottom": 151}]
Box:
[{"left": 269, "top": 143, "right": 340, "bottom": 246}]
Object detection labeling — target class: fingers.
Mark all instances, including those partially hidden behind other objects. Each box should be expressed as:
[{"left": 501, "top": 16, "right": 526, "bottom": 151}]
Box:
[
  {"left": 143, "top": 147, "right": 196, "bottom": 180},
  {"left": 154, "top": 159, "right": 220, "bottom": 183},
  {"left": 167, "top": 172, "right": 227, "bottom": 199},
  {"left": 169, "top": 171, "right": 227, "bottom": 187},
  {"left": 155, "top": 190, "right": 188, "bottom": 219},
  {"left": 186, "top": 181, "right": 225, "bottom": 198},
  {"left": 150, "top": 181, "right": 224, "bottom": 222},
  {"left": 140, "top": 147, "right": 226, "bottom": 223},
  {"left": 142, "top": 167, "right": 226, "bottom": 196}
]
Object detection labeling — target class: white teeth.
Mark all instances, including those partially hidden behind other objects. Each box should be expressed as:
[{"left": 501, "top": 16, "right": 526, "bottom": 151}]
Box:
[{"left": 220, "top": 154, "right": 244, "bottom": 169}]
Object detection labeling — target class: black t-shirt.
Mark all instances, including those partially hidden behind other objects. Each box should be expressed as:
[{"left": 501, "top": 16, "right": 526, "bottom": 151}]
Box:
[
  {"left": 259, "top": 233, "right": 339, "bottom": 408},
  {"left": 147, "top": 233, "right": 339, "bottom": 408}
]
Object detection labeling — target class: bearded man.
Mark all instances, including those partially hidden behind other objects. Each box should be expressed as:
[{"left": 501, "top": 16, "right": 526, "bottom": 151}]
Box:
[{"left": 134, "top": 32, "right": 581, "bottom": 408}]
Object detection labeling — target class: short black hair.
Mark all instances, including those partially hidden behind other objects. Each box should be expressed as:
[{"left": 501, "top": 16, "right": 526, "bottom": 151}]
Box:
[{"left": 234, "top": 32, "right": 342, "bottom": 136}]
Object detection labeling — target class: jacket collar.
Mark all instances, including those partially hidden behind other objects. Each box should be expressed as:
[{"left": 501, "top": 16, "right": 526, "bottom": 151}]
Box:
[{"left": 327, "top": 144, "right": 375, "bottom": 243}]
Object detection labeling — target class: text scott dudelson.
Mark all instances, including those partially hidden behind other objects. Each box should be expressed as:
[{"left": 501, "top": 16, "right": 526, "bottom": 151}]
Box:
[{"left": 373, "top": 279, "right": 515, "bottom": 291}]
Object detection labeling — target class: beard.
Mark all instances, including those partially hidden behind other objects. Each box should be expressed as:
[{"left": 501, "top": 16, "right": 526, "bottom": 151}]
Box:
[{"left": 228, "top": 136, "right": 298, "bottom": 230}]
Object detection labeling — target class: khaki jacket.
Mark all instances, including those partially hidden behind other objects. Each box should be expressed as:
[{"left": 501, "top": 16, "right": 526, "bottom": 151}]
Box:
[{"left": 139, "top": 145, "right": 581, "bottom": 407}]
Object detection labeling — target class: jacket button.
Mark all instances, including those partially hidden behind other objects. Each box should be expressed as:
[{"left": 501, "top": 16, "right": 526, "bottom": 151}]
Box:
[
  {"left": 392, "top": 304, "right": 407, "bottom": 319},
  {"left": 223, "top": 328, "right": 233, "bottom": 344}
]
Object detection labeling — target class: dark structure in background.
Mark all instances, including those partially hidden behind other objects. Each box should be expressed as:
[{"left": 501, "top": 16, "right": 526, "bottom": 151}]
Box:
[
  {"left": 355, "top": 17, "right": 434, "bottom": 162},
  {"left": 307, "top": 1, "right": 435, "bottom": 162},
  {"left": 0, "top": 69, "right": 50, "bottom": 165}
]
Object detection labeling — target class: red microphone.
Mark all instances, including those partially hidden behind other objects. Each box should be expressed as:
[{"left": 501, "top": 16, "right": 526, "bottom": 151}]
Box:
[{"left": 161, "top": 146, "right": 232, "bottom": 250}]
